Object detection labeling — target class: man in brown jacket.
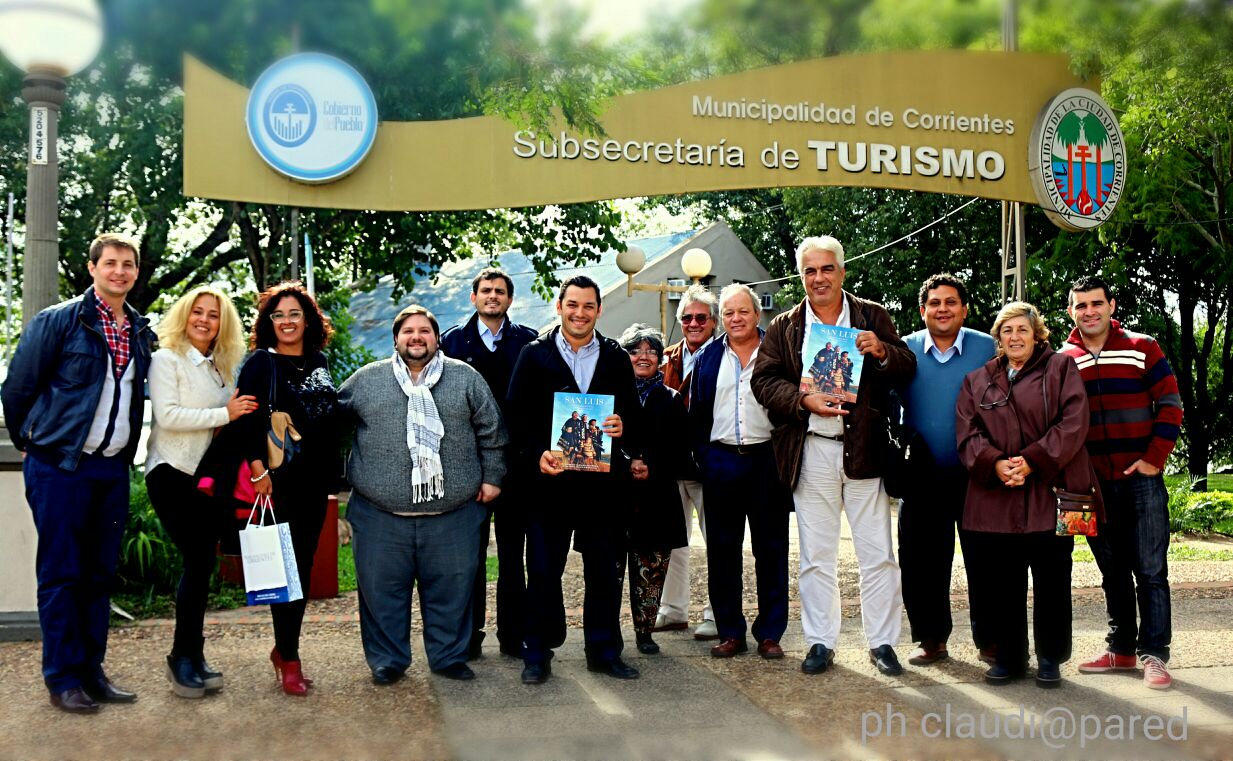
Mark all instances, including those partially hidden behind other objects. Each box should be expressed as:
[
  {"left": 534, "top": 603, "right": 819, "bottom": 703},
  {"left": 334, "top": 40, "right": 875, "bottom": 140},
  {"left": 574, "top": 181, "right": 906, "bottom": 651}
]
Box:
[
  {"left": 751, "top": 235, "right": 915, "bottom": 676},
  {"left": 656, "top": 284, "right": 719, "bottom": 638}
]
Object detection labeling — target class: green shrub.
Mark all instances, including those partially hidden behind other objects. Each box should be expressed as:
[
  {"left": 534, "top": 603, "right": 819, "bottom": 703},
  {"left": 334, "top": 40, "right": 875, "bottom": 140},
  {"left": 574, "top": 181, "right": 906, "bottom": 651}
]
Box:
[
  {"left": 117, "top": 471, "right": 181, "bottom": 594},
  {"left": 1169, "top": 489, "right": 1233, "bottom": 535}
]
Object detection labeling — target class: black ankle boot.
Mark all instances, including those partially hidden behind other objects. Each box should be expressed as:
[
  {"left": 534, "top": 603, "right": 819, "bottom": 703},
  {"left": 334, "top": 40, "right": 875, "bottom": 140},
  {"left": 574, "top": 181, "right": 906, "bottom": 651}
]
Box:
[
  {"left": 192, "top": 656, "right": 224, "bottom": 691},
  {"left": 166, "top": 655, "right": 206, "bottom": 698}
]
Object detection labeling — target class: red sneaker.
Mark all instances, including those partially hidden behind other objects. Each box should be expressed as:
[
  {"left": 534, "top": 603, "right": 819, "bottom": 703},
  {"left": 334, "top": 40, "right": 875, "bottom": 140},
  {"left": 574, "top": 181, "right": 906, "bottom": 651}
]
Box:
[
  {"left": 1077, "top": 651, "right": 1138, "bottom": 673},
  {"left": 1142, "top": 656, "right": 1173, "bottom": 689}
]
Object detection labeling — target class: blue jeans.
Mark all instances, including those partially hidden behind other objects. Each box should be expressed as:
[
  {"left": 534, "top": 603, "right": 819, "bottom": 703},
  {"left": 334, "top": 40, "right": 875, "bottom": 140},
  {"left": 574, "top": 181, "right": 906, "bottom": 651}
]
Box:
[
  {"left": 24, "top": 449, "right": 130, "bottom": 693},
  {"left": 350, "top": 493, "right": 484, "bottom": 672},
  {"left": 1090, "top": 475, "right": 1172, "bottom": 661}
]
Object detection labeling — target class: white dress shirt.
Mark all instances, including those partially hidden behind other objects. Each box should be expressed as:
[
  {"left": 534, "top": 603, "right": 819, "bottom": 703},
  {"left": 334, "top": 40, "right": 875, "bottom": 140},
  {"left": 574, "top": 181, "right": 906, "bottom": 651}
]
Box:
[
  {"left": 554, "top": 329, "right": 600, "bottom": 393},
  {"left": 478, "top": 317, "right": 506, "bottom": 352},
  {"left": 681, "top": 335, "right": 715, "bottom": 379},
  {"left": 923, "top": 328, "right": 966, "bottom": 364},
  {"left": 710, "top": 337, "right": 773, "bottom": 445}
]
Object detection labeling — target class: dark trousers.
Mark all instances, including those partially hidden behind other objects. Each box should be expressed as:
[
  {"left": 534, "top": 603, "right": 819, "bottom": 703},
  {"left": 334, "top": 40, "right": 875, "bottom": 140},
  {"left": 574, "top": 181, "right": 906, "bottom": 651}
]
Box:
[
  {"left": 350, "top": 494, "right": 484, "bottom": 671},
  {"left": 266, "top": 472, "right": 327, "bottom": 662},
  {"left": 702, "top": 444, "right": 790, "bottom": 643},
  {"left": 522, "top": 515, "right": 622, "bottom": 665},
  {"left": 1091, "top": 474, "right": 1172, "bottom": 661},
  {"left": 623, "top": 549, "right": 670, "bottom": 634},
  {"left": 968, "top": 529, "right": 1073, "bottom": 669},
  {"left": 24, "top": 449, "right": 130, "bottom": 693},
  {"left": 146, "top": 464, "right": 223, "bottom": 659},
  {"left": 897, "top": 465, "right": 990, "bottom": 648},
  {"left": 467, "top": 495, "right": 527, "bottom": 654}
]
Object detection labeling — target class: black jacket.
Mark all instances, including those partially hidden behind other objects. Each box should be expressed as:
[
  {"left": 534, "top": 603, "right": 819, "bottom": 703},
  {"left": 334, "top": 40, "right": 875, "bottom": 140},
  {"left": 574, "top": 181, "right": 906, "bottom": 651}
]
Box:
[
  {"left": 439, "top": 313, "right": 538, "bottom": 408},
  {"left": 2, "top": 287, "right": 152, "bottom": 470},
  {"left": 629, "top": 383, "right": 689, "bottom": 552},
  {"left": 506, "top": 328, "right": 643, "bottom": 537}
]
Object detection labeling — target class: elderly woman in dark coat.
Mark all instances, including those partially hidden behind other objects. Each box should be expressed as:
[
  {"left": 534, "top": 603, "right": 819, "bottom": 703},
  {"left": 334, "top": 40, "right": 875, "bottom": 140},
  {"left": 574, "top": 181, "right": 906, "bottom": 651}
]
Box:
[
  {"left": 619, "top": 324, "right": 690, "bottom": 655},
  {"left": 956, "top": 301, "right": 1101, "bottom": 689}
]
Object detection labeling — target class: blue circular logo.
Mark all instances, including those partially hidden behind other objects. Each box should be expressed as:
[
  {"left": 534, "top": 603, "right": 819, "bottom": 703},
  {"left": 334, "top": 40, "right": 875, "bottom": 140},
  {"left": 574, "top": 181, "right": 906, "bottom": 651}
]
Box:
[
  {"left": 246, "top": 53, "right": 379, "bottom": 184},
  {"left": 263, "top": 84, "right": 316, "bottom": 148}
]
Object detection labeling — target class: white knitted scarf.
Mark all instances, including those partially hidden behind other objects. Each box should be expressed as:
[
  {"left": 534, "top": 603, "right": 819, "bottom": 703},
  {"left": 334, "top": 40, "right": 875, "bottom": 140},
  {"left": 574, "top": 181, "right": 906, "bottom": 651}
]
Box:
[{"left": 391, "top": 351, "right": 445, "bottom": 503}]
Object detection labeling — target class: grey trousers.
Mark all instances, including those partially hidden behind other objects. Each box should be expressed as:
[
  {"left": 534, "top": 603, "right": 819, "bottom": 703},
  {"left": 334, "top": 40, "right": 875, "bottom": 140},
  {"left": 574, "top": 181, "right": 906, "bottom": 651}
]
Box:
[{"left": 349, "top": 493, "right": 485, "bottom": 672}]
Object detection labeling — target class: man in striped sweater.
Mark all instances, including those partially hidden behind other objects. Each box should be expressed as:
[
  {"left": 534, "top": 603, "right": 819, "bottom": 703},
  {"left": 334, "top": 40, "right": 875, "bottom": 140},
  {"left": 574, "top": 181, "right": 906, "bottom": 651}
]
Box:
[{"left": 1062, "top": 276, "right": 1183, "bottom": 690}]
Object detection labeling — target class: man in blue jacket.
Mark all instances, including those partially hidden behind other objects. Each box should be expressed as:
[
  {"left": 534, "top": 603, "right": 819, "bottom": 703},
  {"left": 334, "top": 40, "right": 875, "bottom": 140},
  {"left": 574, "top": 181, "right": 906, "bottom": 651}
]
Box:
[
  {"left": 2, "top": 233, "right": 153, "bottom": 714},
  {"left": 439, "top": 268, "right": 537, "bottom": 660}
]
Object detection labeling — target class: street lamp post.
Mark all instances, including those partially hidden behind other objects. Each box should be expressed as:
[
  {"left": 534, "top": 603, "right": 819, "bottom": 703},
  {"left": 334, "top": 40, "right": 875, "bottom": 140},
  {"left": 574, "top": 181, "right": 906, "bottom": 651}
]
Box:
[
  {"left": 616, "top": 246, "right": 713, "bottom": 336},
  {"left": 0, "top": 0, "right": 104, "bottom": 324}
]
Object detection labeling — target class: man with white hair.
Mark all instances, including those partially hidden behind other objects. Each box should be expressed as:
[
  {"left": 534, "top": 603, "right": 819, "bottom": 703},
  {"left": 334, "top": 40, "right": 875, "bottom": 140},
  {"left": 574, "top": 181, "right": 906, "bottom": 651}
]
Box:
[
  {"left": 655, "top": 284, "right": 718, "bottom": 639},
  {"left": 751, "top": 236, "right": 915, "bottom": 676},
  {"left": 687, "top": 284, "right": 792, "bottom": 660}
]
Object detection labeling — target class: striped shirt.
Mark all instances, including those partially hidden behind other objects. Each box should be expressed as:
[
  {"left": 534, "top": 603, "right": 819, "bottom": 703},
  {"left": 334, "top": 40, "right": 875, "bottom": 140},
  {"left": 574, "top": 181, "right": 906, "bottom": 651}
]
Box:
[{"left": 1061, "top": 320, "right": 1183, "bottom": 480}]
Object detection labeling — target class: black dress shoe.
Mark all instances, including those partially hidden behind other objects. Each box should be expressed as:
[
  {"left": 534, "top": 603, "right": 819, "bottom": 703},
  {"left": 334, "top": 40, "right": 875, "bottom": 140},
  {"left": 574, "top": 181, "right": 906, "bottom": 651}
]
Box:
[
  {"left": 521, "top": 661, "right": 551, "bottom": 684},
  {"left": 49, "top": 687, "right": 100, "bottom": 714},
  {"left": 801, "top": 643, "right": 834, "bottom": 675},
  {"left": 869, "top": 645, "right": 904, "bottom": 676},
  {"left": 191, "top": 657, "right": 224, "bottom": 691},
  {"left": 635, "top": 632, "right": 660, "bottom": 655},
  {"left": 434, "top": 663, "right": 476, "bottom": 681},
  {"left": 586, "top": 657, "right": 640, "bottom": 679},
  {"left": 1035, "top": 657, "right": 1062, "bottom": 688},
  {"left": 372, "top": 666, "right": 405, "bottom": 685},
  {"left": 82, "top": 676, "right": 137, "bottom": 704},
  {"left": 166, "top": 655, "right": 206, "bottom": 699},
  {"left": 984, "top": 662, "right": 1027, "bottom": 685}
]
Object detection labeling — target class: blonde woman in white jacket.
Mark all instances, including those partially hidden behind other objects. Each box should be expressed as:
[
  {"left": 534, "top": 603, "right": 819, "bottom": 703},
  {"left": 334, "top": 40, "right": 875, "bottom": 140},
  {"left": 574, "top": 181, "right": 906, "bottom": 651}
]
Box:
[{"left": 145, "top": 286, "right": 256, "bottom": 698}]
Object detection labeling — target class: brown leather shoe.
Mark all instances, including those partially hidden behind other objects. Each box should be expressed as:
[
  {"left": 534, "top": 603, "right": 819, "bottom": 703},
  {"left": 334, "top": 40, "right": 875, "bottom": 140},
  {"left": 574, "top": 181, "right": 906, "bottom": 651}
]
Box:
[
  {"left": 757, "top": 639, "right": 785, "bottom": 659},
  {"left": 710, "top": 637, "right": 748, "bottom": 658},
  {"left": 49, "top": 687, "right": 100, "bottom": 714},
  {"left": 908, "top": 640, "right": 949, "bottom": 666}
]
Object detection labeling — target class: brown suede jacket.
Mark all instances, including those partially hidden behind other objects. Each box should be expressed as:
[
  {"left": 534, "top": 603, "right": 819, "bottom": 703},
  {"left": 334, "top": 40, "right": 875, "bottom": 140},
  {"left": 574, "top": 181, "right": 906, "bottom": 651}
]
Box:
[{"left": 751, "top": 294, "right": 915, "bottom": 489}]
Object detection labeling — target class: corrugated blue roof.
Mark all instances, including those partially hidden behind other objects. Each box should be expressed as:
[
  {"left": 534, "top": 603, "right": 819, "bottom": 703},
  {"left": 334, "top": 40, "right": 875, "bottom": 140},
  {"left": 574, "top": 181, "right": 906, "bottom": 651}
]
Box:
[{"left": 349, "top": 230, "right": 698, "bottom": 357}]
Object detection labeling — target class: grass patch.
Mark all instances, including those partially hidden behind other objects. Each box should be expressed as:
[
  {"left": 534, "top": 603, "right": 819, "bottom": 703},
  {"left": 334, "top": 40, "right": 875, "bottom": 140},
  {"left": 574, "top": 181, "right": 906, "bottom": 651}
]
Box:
[
  {"left": 487, "top": 555, "right": 498, "bottom": 582},
  {"left": 1073, "top": 543, "right": 1233, "bottom": 563},
  {"left": 1165, "top": 473, "right": 1233, "bottom": 492}
]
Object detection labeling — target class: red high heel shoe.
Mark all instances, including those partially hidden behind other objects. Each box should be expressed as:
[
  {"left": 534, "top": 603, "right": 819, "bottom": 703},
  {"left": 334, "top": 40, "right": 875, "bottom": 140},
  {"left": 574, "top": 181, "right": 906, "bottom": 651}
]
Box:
[{"left": 270, "top": 647, "right": 313, "bottom": 693}]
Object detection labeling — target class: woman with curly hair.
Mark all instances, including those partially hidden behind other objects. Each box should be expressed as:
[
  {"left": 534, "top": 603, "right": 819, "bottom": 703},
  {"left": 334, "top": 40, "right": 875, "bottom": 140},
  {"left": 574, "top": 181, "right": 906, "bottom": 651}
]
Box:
[
  {"left": 147, "top": 286, "right": 256, "bottom": 698},
  {"left": 235, "top": 282, "right": 341, "bottom": 696}
]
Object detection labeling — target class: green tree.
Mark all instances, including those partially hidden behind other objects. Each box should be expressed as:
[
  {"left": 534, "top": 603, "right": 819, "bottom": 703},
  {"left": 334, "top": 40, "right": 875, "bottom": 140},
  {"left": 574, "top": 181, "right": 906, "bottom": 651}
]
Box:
[{"left": 0, "top": 0, "right": 628, "bottom": 319}]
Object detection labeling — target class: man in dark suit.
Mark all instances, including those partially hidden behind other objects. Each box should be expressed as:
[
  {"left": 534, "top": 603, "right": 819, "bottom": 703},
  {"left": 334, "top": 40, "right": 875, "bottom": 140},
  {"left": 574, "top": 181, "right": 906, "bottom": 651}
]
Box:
[
  {"left": 687, "top": 284, "right": 792, "bottom": 662},
  {"left": 506, "top": 275, "right": 644, "bottom": 684},
  {"left": 440, "top": 267, "right": 538, "bottom": 659}
]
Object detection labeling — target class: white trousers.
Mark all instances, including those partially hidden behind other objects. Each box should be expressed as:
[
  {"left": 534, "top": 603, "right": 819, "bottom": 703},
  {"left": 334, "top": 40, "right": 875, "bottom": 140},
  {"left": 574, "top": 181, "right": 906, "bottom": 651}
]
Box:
[
  {"left": 794, "top": 436, "right": 902, "bottom": 649},
  {"left": 658, "top": 479, "right": 714, "bottom": 623}
]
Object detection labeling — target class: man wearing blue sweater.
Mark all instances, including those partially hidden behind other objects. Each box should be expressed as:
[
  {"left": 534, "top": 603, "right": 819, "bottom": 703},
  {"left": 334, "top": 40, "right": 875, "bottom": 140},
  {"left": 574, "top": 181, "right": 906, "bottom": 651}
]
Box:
[{"left": 897, "top": 275, "right": 996, "bottom": 666}]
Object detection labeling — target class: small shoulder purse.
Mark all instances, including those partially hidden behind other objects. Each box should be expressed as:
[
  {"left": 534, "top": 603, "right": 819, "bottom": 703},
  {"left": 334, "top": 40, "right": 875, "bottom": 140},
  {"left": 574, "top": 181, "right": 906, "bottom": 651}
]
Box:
[{"left": 265, "top": 351, "right": 302, "bottom": 471}]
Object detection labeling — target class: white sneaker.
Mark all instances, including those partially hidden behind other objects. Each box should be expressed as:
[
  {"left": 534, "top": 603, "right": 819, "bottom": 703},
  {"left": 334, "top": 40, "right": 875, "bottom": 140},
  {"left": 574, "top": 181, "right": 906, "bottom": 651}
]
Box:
[
  {"left": 693, "top": 619, "right": 719, "bottom": 640},
  {"left": 651, "top": 614, "right": 687, "bottom": 632}
]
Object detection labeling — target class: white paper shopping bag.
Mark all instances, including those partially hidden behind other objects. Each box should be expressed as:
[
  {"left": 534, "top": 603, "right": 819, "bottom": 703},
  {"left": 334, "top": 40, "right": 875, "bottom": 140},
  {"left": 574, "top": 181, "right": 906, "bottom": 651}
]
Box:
[{"left": 238, "top": 496, "right": 302, "bottom": 605}]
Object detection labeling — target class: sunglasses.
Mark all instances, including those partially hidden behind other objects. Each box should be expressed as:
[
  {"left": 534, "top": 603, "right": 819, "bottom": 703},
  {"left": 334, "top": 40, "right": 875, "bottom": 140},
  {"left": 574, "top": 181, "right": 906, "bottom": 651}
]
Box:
[{"left": 680, "top": 314, "right": 710, "bottom": 324}]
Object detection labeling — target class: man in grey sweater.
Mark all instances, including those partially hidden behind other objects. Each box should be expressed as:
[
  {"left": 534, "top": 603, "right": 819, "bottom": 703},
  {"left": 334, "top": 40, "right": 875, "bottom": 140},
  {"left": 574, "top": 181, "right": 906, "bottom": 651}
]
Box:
[{"left": 339, "top": 305, "right": 507, "bottom": 683}]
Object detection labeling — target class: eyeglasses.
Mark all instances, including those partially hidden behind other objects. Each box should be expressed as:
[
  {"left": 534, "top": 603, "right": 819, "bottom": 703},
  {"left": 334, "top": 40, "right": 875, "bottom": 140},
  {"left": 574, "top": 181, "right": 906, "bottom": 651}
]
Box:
[
  {"left": 680, "top": 314, "right": 710, "bottom": 324},
  {"left": 270, "top": 310, "right": 304, "bottom": 323},
  {"left": 978, "top": 381, "right": 1012, "bottom": 410},
  {"left": 627, "top": 348, "right": 659, "bottom": 358}
]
